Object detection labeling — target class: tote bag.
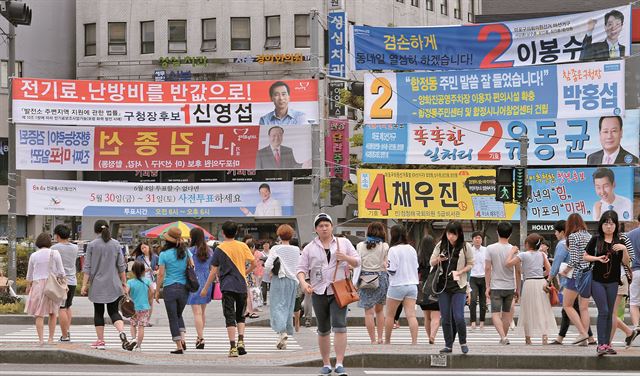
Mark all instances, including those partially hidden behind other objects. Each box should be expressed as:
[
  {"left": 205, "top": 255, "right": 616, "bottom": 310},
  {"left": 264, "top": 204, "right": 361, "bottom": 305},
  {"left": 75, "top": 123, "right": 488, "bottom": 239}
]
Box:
[{"left": 44, "top": 250, "right": 68, "bottom": 302}]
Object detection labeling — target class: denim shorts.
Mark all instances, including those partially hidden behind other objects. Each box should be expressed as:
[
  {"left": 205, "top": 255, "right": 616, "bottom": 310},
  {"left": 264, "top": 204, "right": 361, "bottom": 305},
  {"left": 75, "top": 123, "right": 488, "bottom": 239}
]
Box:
[{"left": 387, "top": 284, "right": 418, "bottom": 301}]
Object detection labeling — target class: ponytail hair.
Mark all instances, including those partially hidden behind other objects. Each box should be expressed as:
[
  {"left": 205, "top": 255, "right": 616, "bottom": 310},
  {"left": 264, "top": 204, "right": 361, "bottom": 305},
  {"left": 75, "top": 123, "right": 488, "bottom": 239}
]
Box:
[
  {"left": 94, "top": 220, "right": 111, "bottom": 243},
  {"left": 525, "top": 233, "right": 543, "bottom": 251}
]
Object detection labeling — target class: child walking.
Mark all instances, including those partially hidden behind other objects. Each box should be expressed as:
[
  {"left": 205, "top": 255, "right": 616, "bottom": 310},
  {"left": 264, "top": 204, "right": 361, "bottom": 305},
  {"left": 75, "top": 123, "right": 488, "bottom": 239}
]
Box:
[{"left": 126, "top": 261, "right": 153, "bottom": 351}]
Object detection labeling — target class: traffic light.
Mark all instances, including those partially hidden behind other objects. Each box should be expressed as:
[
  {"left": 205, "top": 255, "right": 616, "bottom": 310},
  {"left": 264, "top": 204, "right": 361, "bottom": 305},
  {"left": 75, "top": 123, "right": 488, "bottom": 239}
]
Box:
[
  {"left": 514, "top": 167, "right": 527, "bottom": 203},
  {"left": 0, "top": 1, "right": 32, "bottom": 26},
  {"left": 495, "top": 167, "right": 513, "bottom": 202},
  {"left": 330, "top": 177, "right": 344, "bottom": 206}
]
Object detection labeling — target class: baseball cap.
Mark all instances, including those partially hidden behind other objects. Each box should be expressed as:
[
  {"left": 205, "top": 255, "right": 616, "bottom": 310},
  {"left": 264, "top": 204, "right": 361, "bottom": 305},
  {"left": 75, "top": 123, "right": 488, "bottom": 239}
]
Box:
[{"left": 314, "top": 213, "right": 333, "bottom": 227}]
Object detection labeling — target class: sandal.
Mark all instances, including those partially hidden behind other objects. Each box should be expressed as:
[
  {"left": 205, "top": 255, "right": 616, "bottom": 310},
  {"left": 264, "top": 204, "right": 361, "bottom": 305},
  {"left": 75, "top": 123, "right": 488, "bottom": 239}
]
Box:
[
  {"left": 196, "top": 338, "right": 205, "bottom": 350},
  {"left": 247, "top": 313, "right": 260, "bottom": 319}
]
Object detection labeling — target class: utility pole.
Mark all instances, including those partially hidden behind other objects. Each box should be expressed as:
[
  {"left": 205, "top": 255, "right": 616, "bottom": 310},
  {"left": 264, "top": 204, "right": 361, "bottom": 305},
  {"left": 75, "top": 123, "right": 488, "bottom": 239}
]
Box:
[
  {"left": 6, "top": 23, "right": 16, "bottom": 283},
  {"left": 518, "top": 135, "right": 528, "bottom": 252},
  {"left": 310, "top": 8, "right": 321, "bottom": 216}
]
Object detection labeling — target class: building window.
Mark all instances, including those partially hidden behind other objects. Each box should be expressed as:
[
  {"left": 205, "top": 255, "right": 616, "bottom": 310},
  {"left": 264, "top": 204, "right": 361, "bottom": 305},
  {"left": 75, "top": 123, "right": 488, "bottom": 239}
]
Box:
[
  {"left": 108, "top": 22, "right": 127, "bottom": 55},
  {"left": 426, "top": 0, "right": 433, "bottom": 11},
  {"left": 294, "top": 14, "right": 310, "bottom": 48},
  {"left": 454, "top": 0, "right": 461, "bottom": 19},
  {"left": 265, "top": 16, "right": 281, "bottom": 49},
  {"left": 84, "top": 23, "right": 96, "bottom": 56},
  {"left": 440, "top": 0, "right": 448, "bottom": 15},
  {"left": 231, "top": 17, "right": 251, "bottom": 50},
  {"left": 168, "top": 20, "right": 187, "bottom": 53},
  {"left": 140, "top": 21, "right": 154, "bottom": 54},
  {"left": 411, "top": 0, "right": 419, "bottom": 6},
  {"left": 467, "top": 0, "right": 474, "bottom": 22},
  {"left": 396, "top": 0, "right": 404, "bottom": 3},
  {"left": 201, "top": 18, "right": 216, "bottom": 51},
  {"left": 1, "top": 60, "right": 22, "bottom": 88}
]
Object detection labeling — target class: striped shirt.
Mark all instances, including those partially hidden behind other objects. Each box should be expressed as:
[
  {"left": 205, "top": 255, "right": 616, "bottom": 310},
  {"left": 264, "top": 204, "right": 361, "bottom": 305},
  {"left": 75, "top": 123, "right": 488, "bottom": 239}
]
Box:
[
  {"left": 265, "top": 244, "right": 300, "bottom": 281},
  {"left": 567, "top": 230, "right": 592, "bottom": 270}
]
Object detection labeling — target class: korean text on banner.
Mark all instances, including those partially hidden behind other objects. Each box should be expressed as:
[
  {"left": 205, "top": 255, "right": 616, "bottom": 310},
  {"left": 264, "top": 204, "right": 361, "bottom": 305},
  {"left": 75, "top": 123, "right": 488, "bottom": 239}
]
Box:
[
  {"left": 357, "top": 167, "right": 634, "bottom": 221},
  {"left": 328, "top": 11, "right": 347, "bottom": 78},
  {"left": 364, "top": 61, "right": 624, "bottom": 124},
  {"left": 26, "top": 179, "right": 294, "bottom": 218},
  {"left": 326, "top": 119, "right": 350, "bottom": 180},
  {"left": 353, "top": 5, "right": 631, "bottom": 70},
  {"left": 16, "top": 124, "right": 312, "bottom": 171},
  {"left": 362, "top": 110, "right": 640, "bottom": 166},
  {"left": 12, "top": 78, "right": 319, "bottom": 126}
]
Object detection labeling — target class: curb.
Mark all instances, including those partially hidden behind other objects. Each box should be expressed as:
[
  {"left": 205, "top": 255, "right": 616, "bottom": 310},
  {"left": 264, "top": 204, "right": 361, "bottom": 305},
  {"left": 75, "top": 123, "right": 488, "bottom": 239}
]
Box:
[
  {"left": 0, "top": 349, "right": 134, "bottom": 365},
  {"left": 288, "top": 353, "right": 640, "bottom": 370}
]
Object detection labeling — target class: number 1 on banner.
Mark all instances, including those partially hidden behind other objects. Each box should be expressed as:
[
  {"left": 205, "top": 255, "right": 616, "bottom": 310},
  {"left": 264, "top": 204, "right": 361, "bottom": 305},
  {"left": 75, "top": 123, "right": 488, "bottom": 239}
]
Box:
[
  {"left": 369, "top": 77, "right": 393, "bottom": 120},
  {"left": 181, "top": 104, "right": 190, "bottom": 124},
  {"left": 364, "top": 174, "right": 391, "bottom": 216}
]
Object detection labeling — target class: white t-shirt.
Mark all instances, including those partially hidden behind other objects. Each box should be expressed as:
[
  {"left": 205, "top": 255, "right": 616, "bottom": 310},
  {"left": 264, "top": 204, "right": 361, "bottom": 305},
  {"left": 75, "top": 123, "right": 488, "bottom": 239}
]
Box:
[
  {"left": 255, "top": 197, "right": 282, "bottom": 216},
  {"left": 387, "top": 244, "right": 419, "bottom": 287},
  {"left": 485, "top": 242, "right": 516, "bottom": 290}
]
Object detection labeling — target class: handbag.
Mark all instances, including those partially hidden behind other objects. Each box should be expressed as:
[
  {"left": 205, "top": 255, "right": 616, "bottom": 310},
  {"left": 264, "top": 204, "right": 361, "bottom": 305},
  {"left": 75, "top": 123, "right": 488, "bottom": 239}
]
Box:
[
  {"left": 575, "top": 266, "right": 593, "bottom": 299},
  {"left": 330, "top": 239, "right": 360, "bottom": 309},
  {"left": 119, "top": 293, "right": 135, "bottom": 318},
  {"left": 358, "top": 273, "right": 379, "bottom": 289},
  {"left": 185, "top": 259, "right": 200, "bottom": 293},
  {"left": 421, "top": 264, "right": 443, "bottom": 304},
  {"left": 272, "top": 257, "right": 281, "bottom": 275},
  {"left": 213, "top": 282, "right": 223, "bottom": 300},
  {"left": 44, "top": 250, "right": 68, "bottom": 302},
  {"left": 546, "top": 283, "right": 560, "bottom": 306}
]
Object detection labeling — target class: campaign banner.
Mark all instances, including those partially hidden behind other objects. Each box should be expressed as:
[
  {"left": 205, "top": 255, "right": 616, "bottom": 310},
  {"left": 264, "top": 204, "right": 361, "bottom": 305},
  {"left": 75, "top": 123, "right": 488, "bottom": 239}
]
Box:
[
  {"left": 12, "top": 78, "right": 319, "bottom": 126},
  {"left": 357, "top": 167, "right": 633, "bottom": 221},
  {"left": 16, "top": 124, "right": 312, "bottom": 171},
  {"left": 26, "top": 179, "right": 294, "bottom": 217},
  {"left": 362, "top": 110, "right": 640, "bottom": 166},
  {"left": 353, "top": 5, "right": 631, "bottom": 70},
  {"left": 326, "top": 119, "right": 350, "bottom": 180},
  {"left": 364, "top": 61, "right": 624, "bottom": 124}
]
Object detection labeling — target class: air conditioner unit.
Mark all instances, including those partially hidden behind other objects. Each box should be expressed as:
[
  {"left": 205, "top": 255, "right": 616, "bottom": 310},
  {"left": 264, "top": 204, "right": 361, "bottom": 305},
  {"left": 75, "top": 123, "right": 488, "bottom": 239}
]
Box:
[
  {"left": 264, "top": 37, "right": 281, "bottom": 49},
  {"left": 108, "top": 44, "right": 126, "bottom": 55}
]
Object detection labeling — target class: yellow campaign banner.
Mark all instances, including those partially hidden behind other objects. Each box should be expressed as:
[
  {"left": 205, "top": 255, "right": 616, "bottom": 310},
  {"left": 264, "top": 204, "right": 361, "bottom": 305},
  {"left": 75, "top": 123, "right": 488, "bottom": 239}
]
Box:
[{"left": 357, "top": 169, "right": 520, "bottom": 220}]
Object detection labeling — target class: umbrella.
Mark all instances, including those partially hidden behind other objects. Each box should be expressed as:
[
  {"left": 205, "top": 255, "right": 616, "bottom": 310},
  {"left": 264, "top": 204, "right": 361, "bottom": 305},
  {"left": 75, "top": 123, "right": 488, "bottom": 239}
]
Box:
[{"left": 141, "top": 221, "right": 214, "bottom": 240}]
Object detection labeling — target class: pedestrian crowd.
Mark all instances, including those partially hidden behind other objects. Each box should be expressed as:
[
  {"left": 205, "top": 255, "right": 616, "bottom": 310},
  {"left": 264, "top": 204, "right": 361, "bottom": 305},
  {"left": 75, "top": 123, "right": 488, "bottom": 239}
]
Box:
[{"left": 22, "top": 211, "right": 640, "bottom": 375}]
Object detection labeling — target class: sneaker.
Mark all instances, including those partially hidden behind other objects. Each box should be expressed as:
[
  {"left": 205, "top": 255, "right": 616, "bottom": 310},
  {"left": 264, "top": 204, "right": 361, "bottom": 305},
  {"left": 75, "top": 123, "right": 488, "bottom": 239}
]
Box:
[
  {"left": 605, "top": 345, "right": 617, "bottom": 355},
  {"left": 305, "top": 319, "right": 312, "bottom": 327},
  {"left": 276, "top": 333, "right": 288, "bottom": 350},
  {"left": 499, "top": 338, "right": 510, "bottom": 345},
  {"left": 461, "top": 344, "right": 469, "bottom": 354},
  {"left": 439, "top": 347, "right": 452, "bottom": 353},
  {"left": 625, "top": 331, "right": 639, "bottom": 348},
  {"left": 59, "top": 335, "right": 70, "bottom": 342},
  {"left": 228, "top": 347, "right": 239, "bottom": 357},
  {"left": 125, "top": 340, "right": 137, "bottom": 351},
  {"left": 237, "top": 340, "right": 247, "bottom": 355},
  {"left": 119, "top": 332, "right": 129, "bottom": 350},
  {"left": 334, "top": 365, "right": 348, "bottom": 376},
  {"left": 597, "top": 345, "right": 607, "bottom": 356},
  {"left": 318, "top": 366, "right": 332, "bottom": 375},
  {"left": 90, "top": 340, "right": 105, "bottom": 350}
]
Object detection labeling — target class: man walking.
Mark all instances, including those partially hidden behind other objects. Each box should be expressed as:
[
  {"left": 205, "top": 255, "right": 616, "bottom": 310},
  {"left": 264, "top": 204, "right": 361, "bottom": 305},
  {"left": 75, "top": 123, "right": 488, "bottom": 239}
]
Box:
[
  {"left": 201, "top": 221, "right": 256, "bottom": 357},
  {"left": 469, "top": 231, "right": 487, "bottom": 330},
  {"left": 485, "top": 222, "right": 521, "bottom": 345},
  {"left": 297, "top": 213, "right": 360, "bottom": 376}
]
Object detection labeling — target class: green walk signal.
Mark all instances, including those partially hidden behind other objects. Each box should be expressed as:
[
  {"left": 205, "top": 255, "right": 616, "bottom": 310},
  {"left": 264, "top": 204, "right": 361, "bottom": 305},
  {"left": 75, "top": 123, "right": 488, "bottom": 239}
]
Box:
[
  {"left": 496, "top": 184, "right": 513, "bottom": 202},
  {"left": 514, "top": 167, "right": 527, "bottom": 203}
]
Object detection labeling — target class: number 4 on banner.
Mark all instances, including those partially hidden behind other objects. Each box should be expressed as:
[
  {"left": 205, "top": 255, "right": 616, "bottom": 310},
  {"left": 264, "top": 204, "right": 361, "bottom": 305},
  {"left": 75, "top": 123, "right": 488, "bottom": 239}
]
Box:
[{"left": 364, "top": 174, "right": 391, "bottom": 216}]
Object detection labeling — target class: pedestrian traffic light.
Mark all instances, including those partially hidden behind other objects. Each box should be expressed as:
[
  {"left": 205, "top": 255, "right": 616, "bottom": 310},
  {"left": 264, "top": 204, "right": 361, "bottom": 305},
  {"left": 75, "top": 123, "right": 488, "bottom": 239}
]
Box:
[
  {"left": 514, "top": 167, "right": 527, "bottom": 203},
  {"left": 495, "top": 167, "right": 513, "bottom": 202},
  {"left": 0, "top": 1, "right": 32, "bottom": 26},
  {"left": 330, "top": 177, "right": 344, "bottom": 206}
]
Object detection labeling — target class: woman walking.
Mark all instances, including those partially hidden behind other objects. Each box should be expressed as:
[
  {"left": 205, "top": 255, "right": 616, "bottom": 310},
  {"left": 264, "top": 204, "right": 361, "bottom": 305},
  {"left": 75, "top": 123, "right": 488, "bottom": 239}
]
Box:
[
  {"left": 356, "top": 222, "right": 389, "bottom": 344},
  {"left": 384, "top": 224, "right": 419, "bottom": 345},
  {"left": 155, "top": 227, "right": 192, "bottom": 354},
  {"left": 584, "top": 210, "right": 632, "bottom": 356},
  {"left": 564, "top": 213, "right": 593, "bottom": 345},
  {"left": 264, "top": 225, "right": 301, "bottom": 350},
  {"left": 81, "top": 220, "right": 130, "bottom": 350},
  {"left": 430, "top": 221, "right": 474, "bottom": 354},
  {"left": 417, "top": 234, "right": 440, "bottom": 344},
  {"left": 131, "top": 241, "right": 158, "bottom": 324},
  {"left": 244, "top": 239, "right": 260, "bottom": 319},
  {"left": 26, "top": 233, "right": 65, "bottom": 345},
  {"left": 186, "top": 227, "right": 214, "bottom": 350},
  {"left": 506, "top": 233, "right": 557, "bottom": 345}
]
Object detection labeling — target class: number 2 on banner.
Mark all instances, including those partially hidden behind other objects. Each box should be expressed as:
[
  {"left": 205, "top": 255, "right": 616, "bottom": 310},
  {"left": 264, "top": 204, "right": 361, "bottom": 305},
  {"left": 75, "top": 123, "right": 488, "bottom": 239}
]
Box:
[
  {"left": 364, "top": 174, "right": 391, "bottom": 216},
  {"left": 369, "top": 77, "right": 393, "bottom": 120},
  {"left": 478, "top": 24, "right": 513, "bottom": 69},
  {"left": 478, "top": 121, "right": 502, "bottom": 161}
]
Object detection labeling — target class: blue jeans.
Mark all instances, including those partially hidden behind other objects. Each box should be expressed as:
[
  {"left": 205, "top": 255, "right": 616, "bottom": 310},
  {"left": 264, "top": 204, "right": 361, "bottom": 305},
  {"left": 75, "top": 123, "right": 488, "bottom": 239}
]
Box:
[
  {"left": 163, "top": 283, "right": 188, "bottom": 341},
  {"left": 438, "top": 291, "right": 467, "bottom": 348},
  {"left": 591, "top": 280, "right": 618, "bottom": 346}
]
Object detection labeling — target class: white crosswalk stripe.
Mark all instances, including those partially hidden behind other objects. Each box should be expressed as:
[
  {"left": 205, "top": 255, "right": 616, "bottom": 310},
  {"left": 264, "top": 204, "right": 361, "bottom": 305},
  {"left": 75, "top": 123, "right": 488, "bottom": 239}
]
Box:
[{"left": 0, "top": 325, "right": 302, "bottom": 354}]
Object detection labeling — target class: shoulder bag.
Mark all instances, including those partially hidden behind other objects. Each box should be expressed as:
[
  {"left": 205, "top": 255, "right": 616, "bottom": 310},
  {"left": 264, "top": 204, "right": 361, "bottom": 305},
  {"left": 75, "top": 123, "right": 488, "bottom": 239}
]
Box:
[
  {"left": 331, "top": 239, "right": 360, "bottom": 308},
  {"left": 185, "top": 257, "right": 200, "bottom": 293},
  {"left": 44, "top": 250, "right": 68, "bottom": 302},
  {"left": 575, "top": 240, "right": 597, "bottom": 299},
  {"left": 119, "top": 292, "right": 135, "bottom": 318},
  {"left": 358, "top": 274, "right": 380, "bottom": 289}
]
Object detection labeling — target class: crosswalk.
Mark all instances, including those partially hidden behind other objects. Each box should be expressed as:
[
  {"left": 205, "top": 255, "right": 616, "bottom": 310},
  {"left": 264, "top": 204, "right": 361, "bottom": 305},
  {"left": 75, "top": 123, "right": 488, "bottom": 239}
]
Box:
[{"left": 0, "top": 325, "right": 302, "bottom": 354}]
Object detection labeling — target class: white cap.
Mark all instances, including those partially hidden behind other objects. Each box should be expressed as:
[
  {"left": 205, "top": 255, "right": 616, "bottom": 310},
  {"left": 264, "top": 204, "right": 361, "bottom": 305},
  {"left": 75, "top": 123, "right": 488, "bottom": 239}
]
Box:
[{"left": 314, "top": 213, "right": 333, "bottom": 227}]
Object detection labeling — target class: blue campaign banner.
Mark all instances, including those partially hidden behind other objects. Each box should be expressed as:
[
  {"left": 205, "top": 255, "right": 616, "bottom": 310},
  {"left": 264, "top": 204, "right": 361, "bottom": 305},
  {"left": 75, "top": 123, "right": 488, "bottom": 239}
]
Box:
[
  {"left": 364, "top": 61, "right": 624, "bottom": 124},
  {"left": 353, "top": 5, "right": 631, "bottom": 70},
  {"left": 328, "top": 11, "right": 347, "bottom": 77},
  {"left": 524, "top": 167, "right": 634, "bottom": 222},
  {"left": 362, "top": 110, "right": 640, "bottom": 166}
]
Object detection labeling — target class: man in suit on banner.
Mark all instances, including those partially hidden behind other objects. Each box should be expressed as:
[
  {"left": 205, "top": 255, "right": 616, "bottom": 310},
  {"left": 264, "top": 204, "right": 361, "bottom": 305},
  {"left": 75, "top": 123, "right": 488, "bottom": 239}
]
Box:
[
  {"left": 256, "top": 126, "right": 304, "bottom": 169},
  {"left": 580, "top": 10, "right": 626, "bottom": 61},
  {"left": 586, "top": 116, "right": 639, "bottom": 166}
]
